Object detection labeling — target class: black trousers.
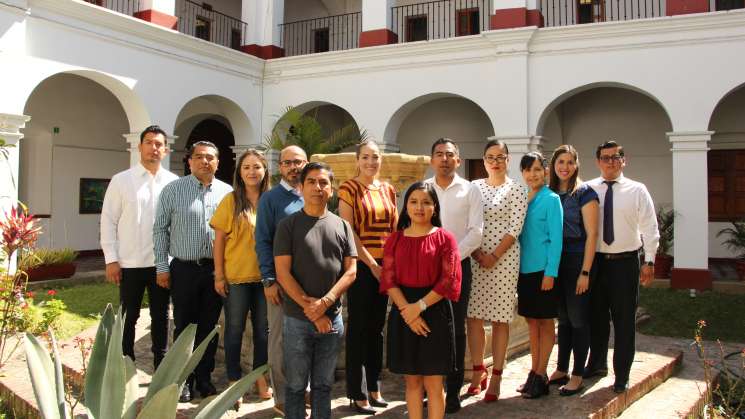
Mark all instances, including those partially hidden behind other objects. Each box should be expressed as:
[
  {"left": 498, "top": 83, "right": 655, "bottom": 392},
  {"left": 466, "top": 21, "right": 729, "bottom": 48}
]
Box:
[
  {"left": 120, "top": 267, "right": 170, "bottom": 364},
  {"left": 170, "top": 258, "right": 223, "bottom": 383},
  {"left": 346, "top": 261, "right": 389, "bottom": 401},
  {"left": 587, "top": 254, "right": 640, "bottom": 384},
  {"left": 555, "top": 252, "right": 591, "bottom": 377},
  {"left": 445, "top": 259, "right": 472, "bottom": 402}
]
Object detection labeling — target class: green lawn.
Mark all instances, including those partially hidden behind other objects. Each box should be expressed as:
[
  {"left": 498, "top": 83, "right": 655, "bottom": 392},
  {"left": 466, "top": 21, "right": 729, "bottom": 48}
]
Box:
[
  {"left": 638, "top": 287, "right": 745, "bottom": 343},
  {"left": 34, "top": 281, "right": 123, "bottom": 339}
]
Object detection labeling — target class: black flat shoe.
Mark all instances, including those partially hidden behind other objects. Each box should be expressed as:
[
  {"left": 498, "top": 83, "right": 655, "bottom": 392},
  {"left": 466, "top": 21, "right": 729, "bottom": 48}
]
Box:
[
  {"left": 350, "top": 401, "right": 376, "bottom": 415},
  {"left": 559, "top": 384, "right": 585, "bottom": 396},
  {"left": 445, "top": 397, "right": 461, "bottom": 414},
  {"left": 582, "top": 367, "right": 608, "bottom": 379},
  {"left": 613, "top": 382, "right": 629, "bottom": 394},
  {"left": 369, "top": 397, "right": 389, "bottom": 408},
  {"left": 547, "top": 375, "right": 570, "bottom": 386},
  {"left": 195, "top": 380, "right": 217, "bottom": 398}
]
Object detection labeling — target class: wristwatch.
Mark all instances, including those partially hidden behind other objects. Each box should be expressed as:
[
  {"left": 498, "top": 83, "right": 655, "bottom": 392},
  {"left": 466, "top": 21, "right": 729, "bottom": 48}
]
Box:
[
  {"left": 581, "top": 270, "right": 590, "bottom": 277},
  {"left": 261, "top": 277, "right": 276, "bottom": 288},
  {"left": 417, "top": 299, "right": 428, "bottom": 312}
]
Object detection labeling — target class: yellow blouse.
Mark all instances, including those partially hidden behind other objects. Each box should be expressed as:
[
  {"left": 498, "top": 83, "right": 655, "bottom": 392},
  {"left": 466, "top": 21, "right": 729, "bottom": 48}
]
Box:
[{"left": 209, "top": 193, "right": 261, "bottom": 284}]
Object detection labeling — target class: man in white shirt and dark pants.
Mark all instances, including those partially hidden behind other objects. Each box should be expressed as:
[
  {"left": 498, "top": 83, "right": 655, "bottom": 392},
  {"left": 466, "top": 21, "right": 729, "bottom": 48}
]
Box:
[
  {"left": 101, "top": 125, "right": 178, "bottom": 369},
  {"left": 584, "top": 140, "right": 659, "bottom": 393},
  {"left": 425, "top": 138, "right": 484, "bottom": 413}
]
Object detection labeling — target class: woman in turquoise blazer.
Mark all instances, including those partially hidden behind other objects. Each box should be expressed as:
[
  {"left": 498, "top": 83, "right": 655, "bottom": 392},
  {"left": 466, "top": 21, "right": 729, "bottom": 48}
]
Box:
[{"left": 516, "top": 152, "right": 563, "bottom": 399}]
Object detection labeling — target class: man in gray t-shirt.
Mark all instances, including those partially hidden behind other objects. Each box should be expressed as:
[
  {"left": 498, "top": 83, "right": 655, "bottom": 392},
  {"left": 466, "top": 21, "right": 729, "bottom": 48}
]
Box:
[{"left": 274, "top": 162, "right": 357, "bottom": 419}]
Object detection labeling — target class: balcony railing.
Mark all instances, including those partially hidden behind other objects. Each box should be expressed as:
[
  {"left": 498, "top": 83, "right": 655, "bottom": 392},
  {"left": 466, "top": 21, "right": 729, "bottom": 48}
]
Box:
[
  {"left": 279, "top": 12, "right": 362, "bottom": 57},
  {"left": 538, "top": 0, "right": 666, "bottom": 26},
  {"left": 391, "top": 0, "right": 492, "bottom": 43},
  {"left": 83, "top": 0, "right": 141, "bottom": 15},
  {"left": 175, "top": 0, "right": 248, "bottom": 50}
]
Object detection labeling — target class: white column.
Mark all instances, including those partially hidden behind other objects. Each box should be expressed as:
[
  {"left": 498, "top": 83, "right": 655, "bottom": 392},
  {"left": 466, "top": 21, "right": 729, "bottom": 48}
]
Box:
[
  {"left": 668, "top": 131, "right": 712, "bottom": 271},
  {"left": 362, "top": 0, "right": 395, "bottom": 32},
  {"left": 492, "top": 135, "right": 543, "bottom": 182},
  {"left": 0, "top": 113, "right": 31, "bottom": 212},
  {"left": 124, "top": 133, "right": 176, "bottom": 170},
  {"left": 242, "top": 0, "right": 284, "bottom": 47},
  {"left": 139, "top": 0, "right": 175, "bottom": 14}
]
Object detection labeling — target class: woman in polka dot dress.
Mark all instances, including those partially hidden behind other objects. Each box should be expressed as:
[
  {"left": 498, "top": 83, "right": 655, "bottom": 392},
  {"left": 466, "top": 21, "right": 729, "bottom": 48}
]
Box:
[{"left": 466, "top": 139, "right": 528, "bottom": 402}]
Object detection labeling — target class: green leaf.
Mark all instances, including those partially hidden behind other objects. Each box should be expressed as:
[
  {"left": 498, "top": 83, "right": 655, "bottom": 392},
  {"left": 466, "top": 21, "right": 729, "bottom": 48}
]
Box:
[
  {"left": 193, "top": 365, "right": 269, "bottom": 419},
  {"left": 99, "top": 307, "right": 126, "bottom": 418},
  {"left": 48, "top": 330, "right": 70, "bottom": 419},
  {"left": 145, "top": 324, "right": 197, "bottom": 403},
  {"left": 176, "top": 326, "right": 219, "bottom": 385},
  {"left": 136, "top": 384, "right": 179, "bottom": 419},
  {"left": 122, "top": 356, "right": 139, "bottom": 419},
  {"left": 85, "top": 304, "right": 115, "bottom": 418},
  {"left": 23, "top": 334, "right": 60, "bottom": 419}
]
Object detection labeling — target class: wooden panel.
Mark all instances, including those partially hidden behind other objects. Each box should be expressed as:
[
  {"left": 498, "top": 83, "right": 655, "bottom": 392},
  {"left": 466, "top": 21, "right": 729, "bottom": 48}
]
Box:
[{"left": 709, "top": 176, "right": 726, "bottom": 192}]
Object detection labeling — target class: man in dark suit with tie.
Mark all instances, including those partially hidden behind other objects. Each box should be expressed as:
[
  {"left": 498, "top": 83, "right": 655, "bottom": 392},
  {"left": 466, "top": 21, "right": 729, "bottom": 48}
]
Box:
[{"left": 584, "top": 141, "right": 659, "bottom": 393}]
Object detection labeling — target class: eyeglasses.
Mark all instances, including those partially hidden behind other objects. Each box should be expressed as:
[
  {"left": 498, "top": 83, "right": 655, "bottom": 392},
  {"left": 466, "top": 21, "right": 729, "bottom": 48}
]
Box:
[
  {"left": 598, "top": 155, "right": 624, "bottom": 163},
  {"left": 280, "top": 159, "right": 306, "bottom": 167},
  {"left": 484, "top": 155, "right": 508, "bottom": 164}
]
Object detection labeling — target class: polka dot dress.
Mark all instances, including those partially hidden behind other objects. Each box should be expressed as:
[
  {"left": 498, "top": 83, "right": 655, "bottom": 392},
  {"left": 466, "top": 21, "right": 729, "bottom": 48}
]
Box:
[{"left": 468, "top": 178, "right": 528, "bottom": 323}]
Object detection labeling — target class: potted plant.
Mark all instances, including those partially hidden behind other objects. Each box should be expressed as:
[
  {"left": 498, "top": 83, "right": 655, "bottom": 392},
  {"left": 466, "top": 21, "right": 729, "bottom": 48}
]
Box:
[
  {"left": 21, "top": 247, "right": 78, "bottom": 281},
  {"left": 655, "top": 206, "right": 675, "bottom": 278},
  {"left": 717, "top": 219, "right": 745, "bottom": 281}
]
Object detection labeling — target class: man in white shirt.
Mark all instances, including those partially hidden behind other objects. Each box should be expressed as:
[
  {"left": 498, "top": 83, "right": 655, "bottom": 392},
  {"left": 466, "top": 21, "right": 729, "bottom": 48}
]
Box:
[
  {"left": 101, "top": 125, "right": 178, "bottom": 369},
  {"left": 584, "top": 140, "right": 659, "bottom": 394},
  {"left": 425, "top": 138, "right": 484, "bottom": 413}
]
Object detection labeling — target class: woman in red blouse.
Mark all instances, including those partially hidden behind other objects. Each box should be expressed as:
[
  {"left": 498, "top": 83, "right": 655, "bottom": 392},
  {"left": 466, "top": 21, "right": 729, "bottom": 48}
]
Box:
[{"left": 380, "top": 181, "right": 462, "bottom": 419}]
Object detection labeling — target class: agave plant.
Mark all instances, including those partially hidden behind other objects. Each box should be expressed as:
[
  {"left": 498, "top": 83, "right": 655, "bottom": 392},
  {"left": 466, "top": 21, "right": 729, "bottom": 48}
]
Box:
[
  {"left": 264, "top": 106, "right": 368, "bottom": 155},
  {"left": 24, "top": 304, "right": 268, "bottom": 419}
]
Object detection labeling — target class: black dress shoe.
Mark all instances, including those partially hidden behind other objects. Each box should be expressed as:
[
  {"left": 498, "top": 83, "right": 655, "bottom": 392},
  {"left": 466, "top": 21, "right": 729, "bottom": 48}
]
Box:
[
  {"left": 195, "top": 380, "right": 217, "bottom": 398},
  {"left": 582, "top": 366, "right": 608, "bottom": 379},
  {"left": 369, "top": 397, "right": 389, "bottom": 408},
  {"left": 547, "top": 375, "right": 570, "bottom": 386},
  {"left": 613, "top": 382, "right": 629, "bottom": 394},
  {"left": 179, "top": 383, "right": 193, "bottom": 403},
  {"left": 559, "top": 384, "right": 585, "bottom": 396},
  {"left": 445, "top": 397, "right": 461, "bottom": 414},
  {"left": 350, "top": 401, "right": 376, "bottom": 415}
]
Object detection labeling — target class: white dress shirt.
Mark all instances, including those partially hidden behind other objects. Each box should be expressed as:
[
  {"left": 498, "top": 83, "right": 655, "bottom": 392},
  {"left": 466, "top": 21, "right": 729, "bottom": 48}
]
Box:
[
  {"left": 101, "top": 164, "right": 178, "bottom": 268},
  {"left": 425, "top": 174, "right": 484, "bottom": 261},
  {"left": 588, "top": 174, "right": 659, "bottom": 262}
]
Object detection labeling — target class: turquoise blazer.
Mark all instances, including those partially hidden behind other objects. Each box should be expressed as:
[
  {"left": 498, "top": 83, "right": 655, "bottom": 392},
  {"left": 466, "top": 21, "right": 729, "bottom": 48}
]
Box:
[{"left": 519, "top": 185, "right": 564, "bottom": 277}]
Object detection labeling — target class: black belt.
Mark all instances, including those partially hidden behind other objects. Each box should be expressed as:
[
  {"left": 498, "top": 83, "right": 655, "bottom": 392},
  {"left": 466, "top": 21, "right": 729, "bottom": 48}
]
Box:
[
  {"left": 597, "top": 250, "right": 639, "bottom": 260},
  {"left": 175, "top": 258, "right": 214, "bottom": 266}
]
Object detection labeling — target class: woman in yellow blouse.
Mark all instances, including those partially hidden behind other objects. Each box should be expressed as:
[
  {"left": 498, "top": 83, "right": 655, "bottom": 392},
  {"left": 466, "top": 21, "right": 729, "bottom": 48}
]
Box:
[
  {"left": 338, "top": 140, "right": 398, "bottom": 415},
  {"left": 211, "top": 149, "right": 271, "bottom": 405}
]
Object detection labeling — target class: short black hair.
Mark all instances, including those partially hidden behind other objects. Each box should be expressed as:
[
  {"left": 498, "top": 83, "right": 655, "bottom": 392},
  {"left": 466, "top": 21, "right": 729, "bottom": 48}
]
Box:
[
  {"left": 397, "top": 182, "right": 442, "bottom": 230},
  {"left": 595, "top": 140, "right": 624, "bottom": 159},
  {"left": 300, "top": 161, "right": 334, "bottom": 185},
  {"left": 430, "top": 138, "right": 459, "bottom": 156},
  {"left": 483, "top": 139, "right": 509, "bottom": 156},
  {"left": 520, "top": 151, "right": 547, "bottom": 171},
  {"left": 140, "top": 125, "right": 168, "bottom": 143},
  {"left": 188, "top": 140, "right": 219, "bottom": 158}
]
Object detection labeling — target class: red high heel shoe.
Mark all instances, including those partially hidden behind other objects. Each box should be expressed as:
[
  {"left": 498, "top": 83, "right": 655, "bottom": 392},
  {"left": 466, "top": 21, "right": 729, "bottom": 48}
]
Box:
[
  {"left": 484, "top": 368, "right": 503, "bottom": 403},
  {"left": 466, "top": 365, "right": 487, "bottom": 395}
]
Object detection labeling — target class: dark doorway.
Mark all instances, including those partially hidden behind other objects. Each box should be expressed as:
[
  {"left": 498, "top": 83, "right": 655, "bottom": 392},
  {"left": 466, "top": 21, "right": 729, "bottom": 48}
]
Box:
[
  {"left": 406, "top": 15, "right": 428, "bottom": 42},
  {"left": 467, "top": 159, "right": 488, "bottom": 181},
  {"left": 456, "top": 8, "right": 480, "bottom": 36},
  {"left": 185, "top": 119, "right": 235, "bottom": 185},
  {"left": 314, "top": 28, "right": 330, "bottom": 53},
  {"left": 716, "top": 0, "right": 744, "bottom": 9}
]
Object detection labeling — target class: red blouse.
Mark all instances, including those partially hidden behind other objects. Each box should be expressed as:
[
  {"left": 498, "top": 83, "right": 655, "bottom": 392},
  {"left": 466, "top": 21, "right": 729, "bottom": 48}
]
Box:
[{"left": 379, "top": 228, "right": 462, "bottom": 301}]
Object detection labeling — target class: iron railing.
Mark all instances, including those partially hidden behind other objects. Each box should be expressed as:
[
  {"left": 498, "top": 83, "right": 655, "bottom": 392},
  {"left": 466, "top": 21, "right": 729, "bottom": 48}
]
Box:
[
  {"left": 175, "top": 0, "right": 248, "bottom": 50},
  {"left": 279, "top": 12, "right": 362, "bottom": 57},
  {"left": 712, "top": 0, "right": 745, "bottom": 9},
  {"left": 538, "top": 0, "right": 664, "bottom": 26},
  {"left": 391, "top": 0, "right": 492, "bottom": 43},
  {"left": 83, "top": 0, "right": 141, "bottom": 16}
]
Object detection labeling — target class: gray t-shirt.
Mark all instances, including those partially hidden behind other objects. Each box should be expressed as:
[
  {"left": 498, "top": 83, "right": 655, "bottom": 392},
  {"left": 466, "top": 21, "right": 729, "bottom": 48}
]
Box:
[{"left": 273, "top": 209, "right": 357, "bottom": 320}]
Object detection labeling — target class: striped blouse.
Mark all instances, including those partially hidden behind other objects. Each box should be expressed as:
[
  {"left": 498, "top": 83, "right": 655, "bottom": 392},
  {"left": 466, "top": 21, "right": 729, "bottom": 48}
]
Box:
[{"left": 338, "top": 179, "right": 397, "bottom": 260}]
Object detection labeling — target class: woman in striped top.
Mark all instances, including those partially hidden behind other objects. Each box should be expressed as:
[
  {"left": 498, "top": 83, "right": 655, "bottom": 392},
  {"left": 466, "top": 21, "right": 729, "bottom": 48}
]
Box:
[{"left": 338, "top": 140, "right": 398, "bottom": 414}]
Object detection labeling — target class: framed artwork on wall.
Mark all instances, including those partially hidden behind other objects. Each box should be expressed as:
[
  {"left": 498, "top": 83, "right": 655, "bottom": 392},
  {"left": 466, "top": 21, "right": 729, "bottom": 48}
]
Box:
[{"left": 79, "top": 178, "right": 110, "bottom": 214}]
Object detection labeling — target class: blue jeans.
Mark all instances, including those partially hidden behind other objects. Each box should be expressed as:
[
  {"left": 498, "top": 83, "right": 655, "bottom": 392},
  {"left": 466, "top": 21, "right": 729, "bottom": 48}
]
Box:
[
  {"left": 222, "top": 282, "right": 268, "bottom": 381},
  {"left": 283, "top": 314, "right": 344, "bottom": 419}
]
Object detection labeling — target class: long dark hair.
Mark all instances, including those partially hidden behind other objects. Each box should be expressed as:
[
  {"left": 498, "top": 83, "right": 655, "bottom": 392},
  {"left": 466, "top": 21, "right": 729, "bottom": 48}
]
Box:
[
  {"left": 232, "top": 149, "right": 269, "bottom": 223},
  {"left": 549, "top": 144, "right": 583, "bottom": 195},
  {"left": 397, "top": 182, "right": 442, "bottom": 230}
]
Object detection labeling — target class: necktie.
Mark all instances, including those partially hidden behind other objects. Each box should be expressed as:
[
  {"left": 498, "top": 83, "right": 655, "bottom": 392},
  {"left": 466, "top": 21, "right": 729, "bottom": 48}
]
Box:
[{"left": 603, "top": 180, "right": 616, "bottom": 245}]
